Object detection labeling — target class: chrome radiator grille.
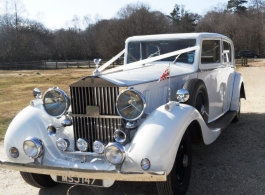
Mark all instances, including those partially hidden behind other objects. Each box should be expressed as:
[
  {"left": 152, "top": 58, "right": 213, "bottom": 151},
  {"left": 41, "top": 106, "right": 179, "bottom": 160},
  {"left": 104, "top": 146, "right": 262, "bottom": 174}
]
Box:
[
  {"left": 70, "top": 86, "right": 121, "bottom": 151},
  {"left": 70, "top": 86, "right": 119, "bottom": 115}
]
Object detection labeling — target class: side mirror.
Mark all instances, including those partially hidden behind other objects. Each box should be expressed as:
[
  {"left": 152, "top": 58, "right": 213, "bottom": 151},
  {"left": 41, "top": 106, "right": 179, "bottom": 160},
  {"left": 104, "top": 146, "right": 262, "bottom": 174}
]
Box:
[{"left": 176, "top": 89, "right": 189, "bottom": 102}]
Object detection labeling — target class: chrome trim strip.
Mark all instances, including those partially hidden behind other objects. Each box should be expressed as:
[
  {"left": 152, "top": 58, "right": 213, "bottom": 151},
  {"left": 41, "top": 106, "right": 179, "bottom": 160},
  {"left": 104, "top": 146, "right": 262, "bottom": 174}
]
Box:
[
  {"left": 69, "top": 114, "right": 121, "bottom": 118},
  {"left": 0, "top": 160, "right": 166, "bottom": 181},
  {"left": 63, "top": 151, "right": 99, "bottom": 156}
]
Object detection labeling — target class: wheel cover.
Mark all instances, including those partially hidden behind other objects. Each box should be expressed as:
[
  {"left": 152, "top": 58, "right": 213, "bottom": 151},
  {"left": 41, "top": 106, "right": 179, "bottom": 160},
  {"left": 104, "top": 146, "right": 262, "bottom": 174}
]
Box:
[{"left": 175, "top": 141, "right": 189, "bottom": 186}]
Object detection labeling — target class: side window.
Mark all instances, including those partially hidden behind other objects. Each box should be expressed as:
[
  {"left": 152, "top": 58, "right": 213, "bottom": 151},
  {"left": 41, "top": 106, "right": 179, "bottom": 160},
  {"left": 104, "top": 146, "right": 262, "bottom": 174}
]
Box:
[
  {"left": 223, "top": 41, "right": 231, "bottom": 62},
  {"left": 201, "top": 40, "right": 220, "bottom": 64}
]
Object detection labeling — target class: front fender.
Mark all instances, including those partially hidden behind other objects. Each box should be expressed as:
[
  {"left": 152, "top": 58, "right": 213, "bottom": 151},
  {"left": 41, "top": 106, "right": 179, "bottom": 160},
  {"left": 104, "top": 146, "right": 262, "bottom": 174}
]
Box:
[
  {"left": 122, "top": 102, "right": 221, "bottom": 175},
  {"left": 4, "top": 99, "right": 74, "bottom": 164}
]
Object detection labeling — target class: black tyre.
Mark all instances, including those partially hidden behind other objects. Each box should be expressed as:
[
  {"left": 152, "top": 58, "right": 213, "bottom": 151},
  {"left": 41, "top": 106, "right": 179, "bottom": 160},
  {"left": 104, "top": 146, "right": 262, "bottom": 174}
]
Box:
[
  {"left": 232, "top": 98, "right": 241, "bottom": 123},
  {"left": 183, "top": 79, "right": 209, "bottom": 123},
  {"left": 156, "top": 131, "right": 192, "bottom": 195},
  {"left": 20, "top": 172, "right": 57, "bottom": 188}
]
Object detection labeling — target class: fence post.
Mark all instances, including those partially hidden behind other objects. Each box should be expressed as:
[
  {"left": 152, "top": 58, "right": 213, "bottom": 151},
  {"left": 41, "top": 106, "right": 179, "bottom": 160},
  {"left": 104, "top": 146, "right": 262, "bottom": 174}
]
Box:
[
  {"left": 66, "top": 60, "right": 68, "bottom": 68},
  {"left": 241, "top": 57, "right": 248, "bottom": 66},
  {"left": 88, "top": 60, "right": 90, "bottom": 68},
  {"left": 56, "top": 61, "right": 58, "bottom": 69}
]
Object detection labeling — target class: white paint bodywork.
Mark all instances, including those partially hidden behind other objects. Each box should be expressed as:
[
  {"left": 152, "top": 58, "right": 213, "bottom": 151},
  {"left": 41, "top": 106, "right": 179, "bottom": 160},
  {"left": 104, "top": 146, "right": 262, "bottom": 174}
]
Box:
[{"left": 2, "top": 33, "right": 245, "bottom": 186}]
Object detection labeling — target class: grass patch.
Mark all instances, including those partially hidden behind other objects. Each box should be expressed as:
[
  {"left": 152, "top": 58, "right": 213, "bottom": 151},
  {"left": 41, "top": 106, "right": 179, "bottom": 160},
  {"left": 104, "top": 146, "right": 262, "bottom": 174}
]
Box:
[{"left": 0, "top": 68, "right": 93, "bottom": 139}]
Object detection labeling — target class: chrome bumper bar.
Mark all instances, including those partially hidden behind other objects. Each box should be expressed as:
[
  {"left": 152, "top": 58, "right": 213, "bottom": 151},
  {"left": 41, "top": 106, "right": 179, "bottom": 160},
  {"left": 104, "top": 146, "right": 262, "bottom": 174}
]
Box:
[{"left": 0, "top": 160, "right": 167, "bottom": 181}]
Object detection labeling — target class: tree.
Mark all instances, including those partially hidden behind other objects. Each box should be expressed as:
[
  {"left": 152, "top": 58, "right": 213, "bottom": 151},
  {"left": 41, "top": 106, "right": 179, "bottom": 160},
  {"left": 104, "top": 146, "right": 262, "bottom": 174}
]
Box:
[
  {"left": 92, "top": 3, "right": 171, "bottom": 58},
  {"left": 168, "top": 4, "right": 201, "bottom": 33},
  {"left": 227, "top": 0, "right": 248, "bottom": 14}
]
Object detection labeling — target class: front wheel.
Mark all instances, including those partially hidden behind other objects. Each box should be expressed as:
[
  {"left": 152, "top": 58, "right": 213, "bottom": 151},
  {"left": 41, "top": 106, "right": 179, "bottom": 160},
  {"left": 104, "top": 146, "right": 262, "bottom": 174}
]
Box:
[
  {"left": 156, "top": 131, "right": 192, "bottom": 195},
  {"left": 20, "top": 172, "right": 57, "bottom": 188}
]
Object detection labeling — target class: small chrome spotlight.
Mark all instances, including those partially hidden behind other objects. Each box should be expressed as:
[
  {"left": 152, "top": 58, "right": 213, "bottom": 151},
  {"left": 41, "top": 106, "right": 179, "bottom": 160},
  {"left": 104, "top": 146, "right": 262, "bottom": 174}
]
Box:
[
  {"left": 9, "top": 147, "right": 19, "bottom": 158},
  {"left": 61, "top": 117, "right": 72, "bottom": 127},
  {"left": 126, "top": 121, "right": 137, "bottom": 129},
  {"left": 141, "top": 158, "right": 151, "bottom": 170},
  {"left": 76, "top": 138, "right": 88, "bottom": 152},
  {"left": 47, "top": 125, "right": 56, "bottom": 136},
  {"left": 114, "top": 129, "right": 126, "bottom": 143},
  {"left": 33, "top": 88, "right": 42, "bottom": 99},
  {"left": 93, "top": 141, "right": 105, "bottom": 154},
  {"left": 176, "top": 89, "right": 189, "bottom": 102},
  {"left": 56, "top": 138, "right": 70, "bottom": 151}
]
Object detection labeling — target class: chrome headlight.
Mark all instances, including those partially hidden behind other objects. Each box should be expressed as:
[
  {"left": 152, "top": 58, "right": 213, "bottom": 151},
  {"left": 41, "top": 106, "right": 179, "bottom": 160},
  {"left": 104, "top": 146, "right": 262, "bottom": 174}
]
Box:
[
  {"left": 116, "top": 89, "right": 146, "bottom": 121},
  {"left": 23, "top": 137, "right": 43, "bottom": 159},
  {"left": 43, "top": 87, "right": 70, "bottom": 117},
  {"left": 105, "top": 143, "right": 125, "bottom": 165}
]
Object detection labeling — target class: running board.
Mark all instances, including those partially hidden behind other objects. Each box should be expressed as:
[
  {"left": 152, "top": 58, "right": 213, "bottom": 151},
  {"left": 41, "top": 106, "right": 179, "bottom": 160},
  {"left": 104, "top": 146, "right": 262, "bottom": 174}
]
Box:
[{"left": 208, "top": 111, "right": 237, "bottom": 131}]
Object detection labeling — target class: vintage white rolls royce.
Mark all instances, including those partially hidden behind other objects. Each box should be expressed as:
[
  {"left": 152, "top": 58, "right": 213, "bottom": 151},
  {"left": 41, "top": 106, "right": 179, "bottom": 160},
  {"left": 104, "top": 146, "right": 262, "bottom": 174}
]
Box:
[{"left": 0, "top": 33, "right": 245, "bottom": 195}]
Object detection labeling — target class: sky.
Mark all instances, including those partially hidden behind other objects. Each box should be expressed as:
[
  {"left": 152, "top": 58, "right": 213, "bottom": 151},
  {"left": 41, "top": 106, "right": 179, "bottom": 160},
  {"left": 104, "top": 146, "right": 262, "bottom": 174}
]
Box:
[{"left": 7, "top": 0, "right": 230, "bottom": 30}]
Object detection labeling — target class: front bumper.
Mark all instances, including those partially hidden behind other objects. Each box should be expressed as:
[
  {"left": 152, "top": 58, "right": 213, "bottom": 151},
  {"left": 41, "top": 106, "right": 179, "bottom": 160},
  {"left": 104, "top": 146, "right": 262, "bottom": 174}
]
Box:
[{"left": 0, "top": 160, "right": 166, "bottom": 182}]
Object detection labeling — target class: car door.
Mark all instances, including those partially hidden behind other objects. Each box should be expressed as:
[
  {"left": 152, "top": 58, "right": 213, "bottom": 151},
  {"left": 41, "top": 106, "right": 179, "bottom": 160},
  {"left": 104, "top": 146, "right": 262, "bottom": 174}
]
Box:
[{"left": 198, "top": 38, "right": 231, "bottom": 123}]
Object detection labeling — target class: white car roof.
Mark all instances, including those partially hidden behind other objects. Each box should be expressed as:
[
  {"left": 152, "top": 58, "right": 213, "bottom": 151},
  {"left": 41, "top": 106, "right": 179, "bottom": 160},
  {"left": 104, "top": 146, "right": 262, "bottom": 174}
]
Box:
[{"left": 126, "top": 33, "right": 230, "bottom": 43}]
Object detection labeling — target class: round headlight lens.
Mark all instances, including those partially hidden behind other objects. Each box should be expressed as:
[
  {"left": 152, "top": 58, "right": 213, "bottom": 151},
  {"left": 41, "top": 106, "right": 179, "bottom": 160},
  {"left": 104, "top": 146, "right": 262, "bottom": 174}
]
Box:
[
  {"left": 23, "top": 137, "right": 43, "bottom": 159},
  {"left": 116, "top": 89, "right": 146, "bottom": 121},
  {"left": 76, "top": 138, "right": 88, "bottom": 152},
  {"left": 105, "top": 143, "right": 125, "bottom": 165},
  {"left": 56, "top": 138, "right": 70, "bottom": 151},
  {"left": 43, "top": 87, "right": 70, "bottom": 117},
  {"left": 93, "top": 141, "right": 105, "bottom": 154}
]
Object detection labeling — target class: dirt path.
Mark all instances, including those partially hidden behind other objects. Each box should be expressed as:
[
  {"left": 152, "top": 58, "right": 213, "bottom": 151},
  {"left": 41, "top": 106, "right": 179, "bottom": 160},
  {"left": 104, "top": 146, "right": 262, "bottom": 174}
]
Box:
[{"left": 0, "top": 65, "right": 265, "bottom": 195}]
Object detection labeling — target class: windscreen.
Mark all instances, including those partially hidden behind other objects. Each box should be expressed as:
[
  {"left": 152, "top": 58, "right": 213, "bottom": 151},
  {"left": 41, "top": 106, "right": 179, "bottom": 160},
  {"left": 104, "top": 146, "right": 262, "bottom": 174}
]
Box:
[{"left": 127, "top": 39, "right": 196, "bottom": 64}]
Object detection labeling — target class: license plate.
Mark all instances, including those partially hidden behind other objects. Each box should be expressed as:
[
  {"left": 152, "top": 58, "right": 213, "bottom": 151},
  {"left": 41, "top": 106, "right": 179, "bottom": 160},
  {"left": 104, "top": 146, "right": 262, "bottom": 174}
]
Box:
[{"left": 57, "top": 176, "right": 103, "bottom": 186}]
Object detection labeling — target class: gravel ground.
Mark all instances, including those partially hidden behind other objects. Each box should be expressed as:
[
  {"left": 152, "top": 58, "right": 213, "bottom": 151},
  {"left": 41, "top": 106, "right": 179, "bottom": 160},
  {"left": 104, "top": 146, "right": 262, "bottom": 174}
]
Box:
[{"left": 0, "top": 64, "right": 265, "bottom": 195}]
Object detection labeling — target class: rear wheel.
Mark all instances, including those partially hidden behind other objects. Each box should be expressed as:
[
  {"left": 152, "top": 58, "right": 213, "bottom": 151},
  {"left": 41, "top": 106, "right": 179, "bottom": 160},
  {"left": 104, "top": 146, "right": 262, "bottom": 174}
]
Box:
[
  {"left": 156, "top": 131, "right": 192, "bottom": 195},
  {"left": 20, "top": 172, "right": 57, "bottom": 188}
]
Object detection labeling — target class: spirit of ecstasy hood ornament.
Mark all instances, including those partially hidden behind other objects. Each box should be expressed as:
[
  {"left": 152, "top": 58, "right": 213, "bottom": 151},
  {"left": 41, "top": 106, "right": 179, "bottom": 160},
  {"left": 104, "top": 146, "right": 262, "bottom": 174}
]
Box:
[{"left": 93, "top": 59, "right": 101, "bottom": 76}]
